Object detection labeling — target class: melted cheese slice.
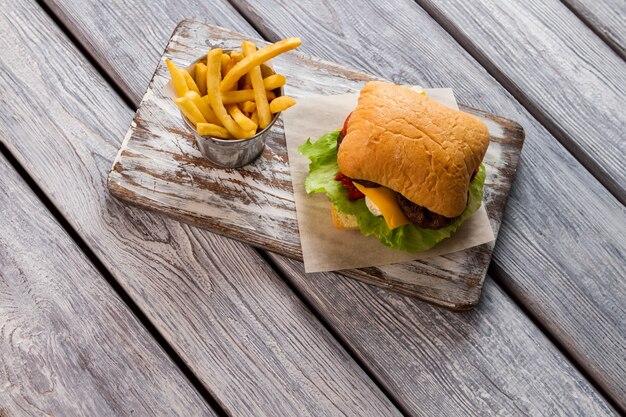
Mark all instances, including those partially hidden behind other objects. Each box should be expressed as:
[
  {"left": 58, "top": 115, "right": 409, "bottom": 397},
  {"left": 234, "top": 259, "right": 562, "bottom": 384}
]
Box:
[{"left": 353, "top": 183, "right": 410, "bottom": 229}]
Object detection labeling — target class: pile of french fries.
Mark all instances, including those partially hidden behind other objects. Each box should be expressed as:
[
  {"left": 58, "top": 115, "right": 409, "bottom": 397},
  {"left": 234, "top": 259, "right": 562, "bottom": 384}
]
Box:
[{"left": 166, "top": 37, "right": 301, "bottom": 140}]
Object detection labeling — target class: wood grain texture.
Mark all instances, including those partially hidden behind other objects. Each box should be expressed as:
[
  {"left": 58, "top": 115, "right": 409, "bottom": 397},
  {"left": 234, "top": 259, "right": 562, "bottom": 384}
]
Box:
[
  {"left": 40, "top": 0, "right": 626, "bottom": 411},
  {"left": 226, "top": 0, "right": 626, "bottom": 411},
  {"left": 108, "top": 22, "right": 525, "bottom": 310},
  {"left": 0, "top": 158, "right": 215, "bottom": 415},
  {"left": 271, "top": 255, "right": 617, "bottom": 416},
  {"left": 561, "top": 0, "right": 626, "bottom": 59},
  {"left": 0, "top": 2, "right": 403, "bottom": 416},
  {"left": 414, "top": 0, "right": 626, "bottom": 204},
  {"left": 42, "top": 0, "right": 256, "bottom": 104}
]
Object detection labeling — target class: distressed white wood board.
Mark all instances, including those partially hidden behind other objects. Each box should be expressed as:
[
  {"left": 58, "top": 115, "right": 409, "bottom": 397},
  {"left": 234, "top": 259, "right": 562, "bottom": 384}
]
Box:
[{"left": 108, "top": 21, "right": 525, "bottom": 310}]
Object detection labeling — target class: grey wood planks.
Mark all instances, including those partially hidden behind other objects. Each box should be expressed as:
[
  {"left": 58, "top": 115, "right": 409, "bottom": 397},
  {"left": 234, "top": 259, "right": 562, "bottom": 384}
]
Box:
[
  {"left": 414, "top": 0, "right": 626, "bottom": 204},
  {"left": 0, "top": 1, "right": 403, "bottom": 416},
  {"left": 0, "top": 156, "right": 215, "bottom": 415},
  {"left": 561, "top": 0, "right": 626, "bottom": 59},
  {"left": 226, "top": 0, "right": 626, "bottom": 410},
  {"left": 38, "top": 0, "right": 625, "bottom": 413},
  {"left": 271, "top": 255, "right": 617, "bottom": 416},
  {"left": 108, "top": 22, "right": 525, "bottom": 309},
  {"left": 42, "top": 0, "right": 255, "bottom": 103}
]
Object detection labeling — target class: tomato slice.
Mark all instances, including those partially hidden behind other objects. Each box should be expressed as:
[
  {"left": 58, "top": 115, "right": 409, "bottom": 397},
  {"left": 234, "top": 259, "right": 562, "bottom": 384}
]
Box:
[
  {"left": 335, "top": 170, "right": 365, "bottom": 200},
  {"left": 341, "top": 112, "right": 352, "bottom": 137}
]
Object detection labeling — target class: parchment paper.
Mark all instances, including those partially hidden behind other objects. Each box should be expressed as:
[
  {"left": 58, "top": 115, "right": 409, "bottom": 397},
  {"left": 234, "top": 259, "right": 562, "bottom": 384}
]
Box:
[{"left": 283, "top": 87, "right": 495, "bottom": 273}]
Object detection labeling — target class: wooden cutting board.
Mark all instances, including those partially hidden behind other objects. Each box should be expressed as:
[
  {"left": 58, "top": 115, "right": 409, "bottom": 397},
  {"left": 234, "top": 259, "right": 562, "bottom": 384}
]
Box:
[{"left": 108, "top": 20, "right": 524, "bottom": 310}]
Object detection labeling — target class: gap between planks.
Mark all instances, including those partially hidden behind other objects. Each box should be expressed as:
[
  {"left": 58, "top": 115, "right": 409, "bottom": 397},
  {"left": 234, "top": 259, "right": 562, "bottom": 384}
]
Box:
[
  {"left": 23, "top": 3, "right": 228, "bottom": 414},
  {"left": 254, "top": 248, "right": 413, "bottom": 417},
  {"left": 412, "top": 0, "right": 626, "bottom": 206},
  {"left": 486, "top": 261, "right": 624, "bottom": 413},
  {"left": 34, "top": 0, "right": 136, "bottom": 109},
  {"left": 559, "top": 0, "right": 625, "bottom": 61},
  {"left": 224, "top": 1, "right": 624, "bottom": 410},
  {"left": 33, "top": 0, "right": 621, "bottom": 412},
  {"left": 18, "top": 2, "right": 407, "bottom": 415},
  {"left": 0, "top": 141, "right": 229, "bottom": 417}
]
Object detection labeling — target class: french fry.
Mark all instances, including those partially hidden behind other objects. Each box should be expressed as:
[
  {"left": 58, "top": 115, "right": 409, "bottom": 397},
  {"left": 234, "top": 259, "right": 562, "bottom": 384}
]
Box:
[
  {"left": 227, "top": 104, "right": 257, "bottom": 132},
  {"left": 229, "top": 50, "right": 243, "bottom": 62},
  {"left": 182, "top": 70, "right": 201, "bottom": 95},
  {"left": 269, "top": 96, "right": 297, "bottom": 113},
  {"left": 222, "top": 60, "right": 238, "bottom": 91},
  {"left": 195, "top": 63, "right": 207, "bottom": 96},
  {"left": 263, "top": 74, "right": 286, "bottom": 90},
  {"left": 174, "top": 96, "right": 207, "bottom": 126},
  {"left": 197, "top": 123, "right": 231, "bottom": 139},
  {"left": 169, "top": 39, "right": 298, "bottom": 141},
  {"left": 185, "top": 91, "right": 221, "bottom": 125},
  {"left": 200, "top": 96, "right": 223, "bottom": 126},
  {"left": 250, "top": 110, "right": 259, "bottom": 126},
  {"left": 221, "top": 37, "right": 302, "bottom": 92},
  {"left": 242, "top": 41, "right": 272, "bottom": 129},
  {"left": 220, "top": 54, "right": 231, "bottom": 76},
  {"left": 221, "top": 89, "right": 255, "bottom": 104},
  {"left": 166, "top": 58, "right": 188, "bottom": 98},
  {"left": 206, "top": 48, "right": 249, "bottom": 139},
  {"left": 241, "top": 100, "right": 256, "bottom": 113}
]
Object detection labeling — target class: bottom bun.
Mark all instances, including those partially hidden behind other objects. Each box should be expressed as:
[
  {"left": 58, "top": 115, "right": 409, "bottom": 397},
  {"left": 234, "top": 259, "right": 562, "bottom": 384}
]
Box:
[{"left": 331, "top": 205, "right": 359, "bottom": 230}]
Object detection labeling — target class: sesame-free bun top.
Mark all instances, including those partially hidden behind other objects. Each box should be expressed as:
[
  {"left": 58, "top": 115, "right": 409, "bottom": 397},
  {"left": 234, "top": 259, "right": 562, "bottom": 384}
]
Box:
[{"left": 337, "top": 81, "right": 490, "bottom": 218}]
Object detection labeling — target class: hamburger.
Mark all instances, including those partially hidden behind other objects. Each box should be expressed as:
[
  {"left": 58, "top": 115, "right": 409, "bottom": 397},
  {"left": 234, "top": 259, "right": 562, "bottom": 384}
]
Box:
[{"left": 299, "top": 81, "right": 490, "bottom": 252}]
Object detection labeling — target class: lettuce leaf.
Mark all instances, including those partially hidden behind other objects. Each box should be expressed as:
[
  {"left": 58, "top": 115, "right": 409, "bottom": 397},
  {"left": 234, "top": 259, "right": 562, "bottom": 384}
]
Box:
[{"left": 299, "top": 130, "right": 486, "bottom": 252}]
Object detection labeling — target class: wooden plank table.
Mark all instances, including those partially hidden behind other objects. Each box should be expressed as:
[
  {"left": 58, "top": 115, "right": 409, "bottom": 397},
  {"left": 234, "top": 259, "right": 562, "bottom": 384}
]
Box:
[
  {"left": 0, "top": 157, "right": 215, "bottom": 415},
  {"left": 561, "top": 0, "right": 626, "bottom": 59},
  {"left": 414, "top": 0, "right": 626, "bottom": 204},
  {"left": 1, "top": 0, "right": 624, "bottom": 415},
  {"left": 0, "top": 2, "right": 401, "bottom": 416},
  {"left": 227, "top": 0, "right": 626, "bottom": 408}
]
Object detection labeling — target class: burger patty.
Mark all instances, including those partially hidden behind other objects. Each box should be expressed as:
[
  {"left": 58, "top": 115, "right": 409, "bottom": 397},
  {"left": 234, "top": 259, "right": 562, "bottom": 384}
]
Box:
[
  {"left": 396, "top": 193, "right": 459, "bottom": 229},
  {"left": 353, "top": 178, "right": 382, "bottom": 188}
]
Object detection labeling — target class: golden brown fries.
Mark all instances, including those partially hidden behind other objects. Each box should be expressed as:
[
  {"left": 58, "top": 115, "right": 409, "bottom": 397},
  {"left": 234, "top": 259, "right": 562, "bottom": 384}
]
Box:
[
  {"left": 182, "top": 70, "right": 201, "bottom": 95},
  {"left": 226, "top": 104, "right": 257, "bottom": 132},
  {"left": 241, "top": 101, "right": 256, "bottom": 113},
  {"left": 250, "top": 110, "right": 259, "bottom": 126},
  {"left": 200, "top": 96, "right": 223, "bottom": 126},
  {"left": 195, "top": 63, "right": 207, "bottom": 96},
  {"left": 220, "top": 54, "right": 231, "bottom": 72},
  {"left": 166, "top": 58, "right": 188, "bottom": 97},
  {"left": 221, "top": 89, "right": 255, "bottom": 104},
  {"left": 221, "top": 61, "right": 237, "bottom": 91},
  {"left": 206, "top": 49, "right": 248, "bottom": 139},
  {"left": 221, "top": 37, "right": 301, "bottom": 92},
  {"left": 185, "top": 91, "right": 221, "bottom": 125},
  {"left": 174, "top": 96, "right": 206, "bottom": 126},
  {"left": 197, "top": 123, "right": 231, "bottom": 139},
  {"left": 250, "top": 110, "right": 259, "bottom": 125},
  {"left": 263, "top": 74, "right": 286, "bottom": 90},
  {"left": 230, "top": 51, "right": 243, "bottom": 62},
  {"left": 269, "top": 96, "right": 297, "bottom": 113},
  {"left": 242, "top": 41, "right": 272, "bottom": 129},
  {"left": 169, "top": 37, "right": 300, "bottom": 140}
]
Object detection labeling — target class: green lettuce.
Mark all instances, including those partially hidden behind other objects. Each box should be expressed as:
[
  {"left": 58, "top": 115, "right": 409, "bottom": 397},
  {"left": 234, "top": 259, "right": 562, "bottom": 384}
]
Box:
[{"left": 299, "top": 130, "right": 486, "bottom": 252}]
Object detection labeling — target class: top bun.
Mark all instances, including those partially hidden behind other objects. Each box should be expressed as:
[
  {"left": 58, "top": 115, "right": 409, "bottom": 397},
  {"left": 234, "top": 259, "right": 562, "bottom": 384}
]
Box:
[{"left": 337, "top": 81, "right": 489, "bottom": 217}]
